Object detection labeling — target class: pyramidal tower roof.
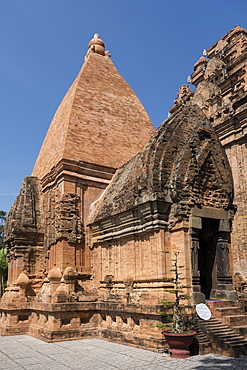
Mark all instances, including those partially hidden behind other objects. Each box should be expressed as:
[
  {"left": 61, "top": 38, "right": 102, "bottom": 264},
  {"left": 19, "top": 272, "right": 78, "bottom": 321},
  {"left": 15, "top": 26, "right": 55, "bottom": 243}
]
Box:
[{"left": 32, "top": 34, "right": 154, "bottom": 180}]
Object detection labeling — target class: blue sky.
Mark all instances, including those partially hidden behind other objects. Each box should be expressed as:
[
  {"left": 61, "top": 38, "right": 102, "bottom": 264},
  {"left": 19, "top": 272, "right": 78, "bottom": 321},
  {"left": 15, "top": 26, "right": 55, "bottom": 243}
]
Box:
[{"left": 1, "top": 0, "right": 247, "bottom": 213}]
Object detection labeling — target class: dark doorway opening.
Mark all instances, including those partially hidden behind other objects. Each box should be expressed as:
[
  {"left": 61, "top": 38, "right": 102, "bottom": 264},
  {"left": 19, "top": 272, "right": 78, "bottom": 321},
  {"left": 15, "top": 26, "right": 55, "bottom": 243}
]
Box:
[{"left": 198, "top": 218, "right": 219, "bottom": 299}]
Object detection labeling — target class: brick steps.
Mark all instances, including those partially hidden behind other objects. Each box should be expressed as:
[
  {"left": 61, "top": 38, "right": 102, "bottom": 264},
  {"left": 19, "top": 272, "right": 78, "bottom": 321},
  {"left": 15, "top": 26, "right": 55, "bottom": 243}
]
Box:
[
  {"left": 232, "top": 325, "right": 247, "bottom": 337},
  {"left": 197, "top": 317, "right": 247, "bottom": 357},
  {"left": 191, "top": 323, "right": 212, "bottom": 355},
  {"left": 206, "top": 299, "right": 239, "bottom": 308},
  {"left": 213, "top": 306, "right": 244, "bottom": 317},
  {"left": 196, "top": 300, "right": 247, "bottom": 357},
  {"left": 222, "top": 314, "right": 247, "bottom": 326},
  {"left": 207, "top": 300, "right": 247, "bottom": 327}
]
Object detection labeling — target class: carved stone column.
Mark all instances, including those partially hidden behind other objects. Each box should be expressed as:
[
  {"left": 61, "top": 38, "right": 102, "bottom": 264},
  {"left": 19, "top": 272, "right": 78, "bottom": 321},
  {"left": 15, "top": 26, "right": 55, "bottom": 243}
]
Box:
[
  {"left": 190, "top": 225, "right": 205, "bottom": 303},
  {"left": 215, "top": 230, "right": 237, "bottom": 300},
  {"left": 191, "top": 228, "right": 200, "bottom": 286}
]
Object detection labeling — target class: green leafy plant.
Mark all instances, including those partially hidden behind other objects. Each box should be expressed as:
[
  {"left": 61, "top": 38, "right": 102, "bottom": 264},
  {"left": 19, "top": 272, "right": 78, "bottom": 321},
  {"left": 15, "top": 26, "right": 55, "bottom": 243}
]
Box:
[{"left": 157, "top": 252, "right": 194, "bottom": 334}]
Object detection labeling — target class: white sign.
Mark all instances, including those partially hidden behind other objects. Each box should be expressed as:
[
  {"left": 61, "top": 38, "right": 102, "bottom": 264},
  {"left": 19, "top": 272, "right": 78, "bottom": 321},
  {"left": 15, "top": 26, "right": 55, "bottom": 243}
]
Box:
[{"left": 196, "top": 303, "right": 212, "bottom": 320}]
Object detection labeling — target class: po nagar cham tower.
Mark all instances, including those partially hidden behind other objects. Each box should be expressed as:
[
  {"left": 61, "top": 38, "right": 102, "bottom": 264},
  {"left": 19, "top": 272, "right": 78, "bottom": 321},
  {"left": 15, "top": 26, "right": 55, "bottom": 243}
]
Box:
[{"left": 2, "top": 28, "right": 247, "bottom": 356}]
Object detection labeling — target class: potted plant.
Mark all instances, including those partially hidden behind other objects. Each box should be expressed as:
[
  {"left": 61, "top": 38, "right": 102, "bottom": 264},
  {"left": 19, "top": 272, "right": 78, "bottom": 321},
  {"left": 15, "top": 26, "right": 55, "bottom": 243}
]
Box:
[{"left": 157, "top": 252, "right": 196, "bottom": 358}]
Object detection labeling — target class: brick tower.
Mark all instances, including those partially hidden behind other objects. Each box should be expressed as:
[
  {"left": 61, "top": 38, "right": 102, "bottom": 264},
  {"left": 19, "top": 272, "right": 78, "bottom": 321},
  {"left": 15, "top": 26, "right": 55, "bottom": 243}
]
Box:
[
  {"left": 32, "top": 33, "right": 154, "bottom": 226},
  {"left": 171, "top": 26, "right": 247, "bottom": 277},
  {"left": 3, "top": 34, "right": 154, "bottom": 317}
]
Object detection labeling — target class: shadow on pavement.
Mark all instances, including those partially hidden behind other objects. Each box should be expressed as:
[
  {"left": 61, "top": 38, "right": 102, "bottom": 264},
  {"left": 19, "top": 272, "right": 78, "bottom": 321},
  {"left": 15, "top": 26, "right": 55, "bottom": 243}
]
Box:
[{"left": 192, "top": 354, "right": 247, "bottom": 369}]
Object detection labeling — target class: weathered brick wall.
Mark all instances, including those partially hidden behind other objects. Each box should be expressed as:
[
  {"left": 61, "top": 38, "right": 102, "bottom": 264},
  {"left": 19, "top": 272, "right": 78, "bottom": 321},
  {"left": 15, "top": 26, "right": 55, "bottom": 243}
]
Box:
[
  {"left": 91, "top": 230, "right": 172, "bottom": 305},
  {"left": 225, "top": 144, "right": 247, "bottom": 274}
]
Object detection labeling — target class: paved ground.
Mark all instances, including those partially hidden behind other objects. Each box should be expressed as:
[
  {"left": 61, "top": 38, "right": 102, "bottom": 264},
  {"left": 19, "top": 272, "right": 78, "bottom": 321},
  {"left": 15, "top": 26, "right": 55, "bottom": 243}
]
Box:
[{"left": 1, "top": 335, "right": 247, "bottom": 370}]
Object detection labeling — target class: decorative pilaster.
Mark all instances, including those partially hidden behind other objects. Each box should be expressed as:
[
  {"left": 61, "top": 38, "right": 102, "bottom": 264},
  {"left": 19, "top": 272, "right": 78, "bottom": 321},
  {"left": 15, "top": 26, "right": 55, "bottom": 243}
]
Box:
[
  {"left": 191, "top": 228, "right": 200, "bottom": 286},
  {"left": 216, "top": 231, "right": 237, "bottom": 300},
  {"left": 190, "top": 227, "right": 205, "bottom": 304}
]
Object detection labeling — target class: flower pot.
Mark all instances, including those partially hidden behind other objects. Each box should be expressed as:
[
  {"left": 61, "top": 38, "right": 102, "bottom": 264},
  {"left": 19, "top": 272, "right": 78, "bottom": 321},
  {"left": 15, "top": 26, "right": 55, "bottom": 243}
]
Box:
[{"left": 162, "top": 331, "right": 196, "bottom": 358}]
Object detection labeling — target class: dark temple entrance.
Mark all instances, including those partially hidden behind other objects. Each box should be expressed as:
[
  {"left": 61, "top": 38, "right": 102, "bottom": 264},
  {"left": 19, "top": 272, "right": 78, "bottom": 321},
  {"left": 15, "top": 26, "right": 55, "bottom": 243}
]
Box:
[
  {"left": 190, "top": 210, "right": 237, "bottom": 303},
  {"left": 198, "top": 218, "right": 219, "bottom": 299}
]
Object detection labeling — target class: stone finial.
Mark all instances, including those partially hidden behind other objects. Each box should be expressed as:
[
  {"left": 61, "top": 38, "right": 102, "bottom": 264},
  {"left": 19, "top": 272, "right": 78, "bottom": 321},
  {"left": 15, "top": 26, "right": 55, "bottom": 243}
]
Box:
[
  {"left": 88, "top": 33, "right": 106, "bottom": 56},
  {"left": 85, "top": 33, "right": 111, "bottom": 59},
  {"left": 16, "top": 272, "right": 30, "bottom": 287},
  {"left": 47, "top": 267, "right": 62, "bottom": 282},
  {"left": 52, "top": 283, "right": 69, "bottom": 303},
  {"left": 16, "top": 272, "right": 30, "bottom": 301},
  {"left": 63, "top": 267, "right": 76, "bottom": 282},
  {"left": 63, "top": 266, "right": 76, "bottom": 294},
  {"left": 47, "top": 267, "right": 62, "bottom": 295}
]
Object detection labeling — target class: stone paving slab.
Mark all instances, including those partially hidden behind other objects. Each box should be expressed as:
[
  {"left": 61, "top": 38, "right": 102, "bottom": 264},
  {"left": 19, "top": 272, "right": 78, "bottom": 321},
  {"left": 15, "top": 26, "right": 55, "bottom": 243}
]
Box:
[{"left": 1, "top": 335, "right": 247, "bottom": 369}]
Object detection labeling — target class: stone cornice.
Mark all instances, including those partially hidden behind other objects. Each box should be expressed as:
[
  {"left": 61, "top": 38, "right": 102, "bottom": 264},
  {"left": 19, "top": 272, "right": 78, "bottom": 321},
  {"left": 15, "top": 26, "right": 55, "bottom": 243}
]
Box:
[
  {"left": 91, "top": 200, "right": 171, "bottom": 243},
  {"left": 41, "top": 158, "right": 115, "bottom": 192}
]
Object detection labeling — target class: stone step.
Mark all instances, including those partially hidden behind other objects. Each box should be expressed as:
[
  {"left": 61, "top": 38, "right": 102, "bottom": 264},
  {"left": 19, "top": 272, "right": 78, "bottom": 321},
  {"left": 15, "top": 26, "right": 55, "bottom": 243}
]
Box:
[
  {"left": 206, "top": 300, "right": 238, "bottom": 308},
  {"left": 207, "top": 330, "right": 241, "bottom": 338},
  {"left": 225, "top": 338, "right": 247, "bottom": 345},
  {"left": 203, "top": 319, "right": 230, "bottom": 327},
  {"left": 228, "top": 344, "right": 247, "bottom": 357},
  {"left": 232, "top": 325, "right": 247, "bottom": 337},
  {"left": 197, "top": 342, "right": 212, "bottom": 355},
  {"left": 201, "top": 324, "right": 232, "bottom": 332},
  {"left": 213, "top": 306, "right": 244, "bottom": 317},
  {"left": 206, "top": 318, "right": 229, "bottom": 325},
  {"left": 221, "top": 331, "right": 247, "bottom": 340},
  {"left": 222, "top": 315, "right": 247, "bottom": 326},
  {"left": 201, "top": 320, "right": 232, "bottom": 331}
]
